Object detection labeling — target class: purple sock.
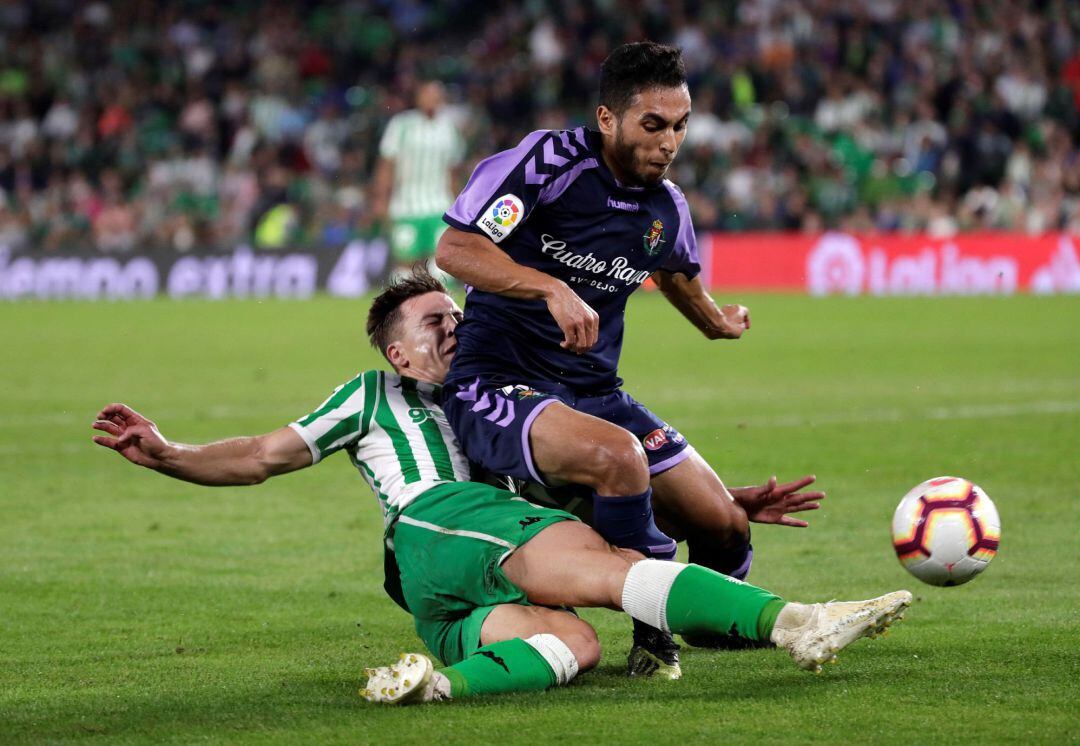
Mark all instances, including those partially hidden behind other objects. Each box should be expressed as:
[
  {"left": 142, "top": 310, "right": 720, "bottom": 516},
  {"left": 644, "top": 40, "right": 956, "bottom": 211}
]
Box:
[{"left": 591, "top": 488, "right": 677, "bottom": 559}]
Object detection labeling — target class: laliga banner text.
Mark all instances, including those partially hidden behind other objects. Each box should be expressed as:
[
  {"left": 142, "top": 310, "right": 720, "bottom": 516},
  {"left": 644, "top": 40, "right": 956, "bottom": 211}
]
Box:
[
  {"left": 704, "top": 232, "right": 1080, "bottom": 295},
  {"left": 0, "top": 240, "right": 388, "bottom": 301}
]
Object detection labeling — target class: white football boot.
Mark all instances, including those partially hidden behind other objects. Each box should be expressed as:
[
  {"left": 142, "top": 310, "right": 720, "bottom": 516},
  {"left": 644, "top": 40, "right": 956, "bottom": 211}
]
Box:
[
  {"left": 359, "top": 653, "right": 451, "bottom": 705},
  {"left": 770, "top": 590, "right": 913, "bottom": 673}
]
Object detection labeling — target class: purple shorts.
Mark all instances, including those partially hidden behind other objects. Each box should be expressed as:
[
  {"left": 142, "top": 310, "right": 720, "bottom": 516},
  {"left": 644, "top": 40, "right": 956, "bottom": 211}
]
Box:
[{"left": 442, "top": 377, "right": 692, "bottom": 486}]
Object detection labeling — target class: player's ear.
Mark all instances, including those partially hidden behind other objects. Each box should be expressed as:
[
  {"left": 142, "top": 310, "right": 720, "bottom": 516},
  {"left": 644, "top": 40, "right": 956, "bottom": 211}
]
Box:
[
  {"left": 386, "top": 342, "right": 409, "bottom": 371},
  {"left": 597, "top": 105, "right": 618, "bottom": 137}
]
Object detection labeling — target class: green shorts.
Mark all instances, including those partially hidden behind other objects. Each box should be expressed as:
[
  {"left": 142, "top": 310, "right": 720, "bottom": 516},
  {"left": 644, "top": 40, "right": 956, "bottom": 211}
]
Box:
[
  {"left": 389, "top": 482, "right": 578, "bottom": 665},
  {"left": 390, "top": 215, "right": 448, "bottom": 262}
]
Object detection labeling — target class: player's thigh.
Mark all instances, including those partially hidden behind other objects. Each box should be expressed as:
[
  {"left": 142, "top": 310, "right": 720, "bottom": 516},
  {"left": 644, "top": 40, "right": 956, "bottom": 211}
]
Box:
[
  {"left": 501, "top": 520, "right": 641, "bottom": 610},
  {"left": 650, "top": 450, "right": 749, "bottom": 542},
  {"left": 529, "top": 401, "right": 649, "bottom": 490},
  {"left": 480, "top": 604, "right": 601, "bottom": 670},
  {"left": 393, "top": 483, "right": 580, "bottom": 620}
]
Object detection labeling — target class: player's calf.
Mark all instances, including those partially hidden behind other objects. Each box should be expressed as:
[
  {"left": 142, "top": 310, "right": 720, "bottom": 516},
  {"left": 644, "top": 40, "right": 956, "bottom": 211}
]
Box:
[
  {"left": 361, "top": 633, "right": 585, "bottom": 705},
  {"left": 618, "top": 559, "right": 912, "bottom": 673}
]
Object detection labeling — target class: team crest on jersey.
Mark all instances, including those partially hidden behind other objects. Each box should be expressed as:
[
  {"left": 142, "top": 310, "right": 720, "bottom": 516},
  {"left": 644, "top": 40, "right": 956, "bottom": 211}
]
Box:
[
  {"left": 499, "top": 384, "right": 545, "bottom": 400},
  {"left": 477, "top": 194, "right": 524, "bottom": 243},
  {"left": 642, "top": 219, "right": 666, "bottom": 256}
]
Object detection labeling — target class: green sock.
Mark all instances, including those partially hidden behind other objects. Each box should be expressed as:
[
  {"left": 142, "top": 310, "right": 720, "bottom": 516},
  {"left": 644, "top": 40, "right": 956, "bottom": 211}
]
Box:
[
  {"left": 438, "top": 638, "right": 556, "bottom": 698},
  {"left": 665, "top": 564, "right": 785, "bottom": 642}
]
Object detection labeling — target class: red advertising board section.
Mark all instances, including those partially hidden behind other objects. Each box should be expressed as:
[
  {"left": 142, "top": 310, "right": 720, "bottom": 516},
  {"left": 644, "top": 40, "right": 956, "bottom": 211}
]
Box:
[{"left": 702, "top": 232, "right": 1080, "bottom": 295}]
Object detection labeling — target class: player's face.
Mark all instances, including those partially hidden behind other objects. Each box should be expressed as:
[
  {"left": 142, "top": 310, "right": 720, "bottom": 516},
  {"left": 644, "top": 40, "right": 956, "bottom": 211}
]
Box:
[
  {"left": 599, "top": 85, "right": 691, "bottom": 187},
  {"left": 387, "top": 291, "right": 463, "bottom": 384},
  {"left": 416, "top": 82, "right": 445, "bottom": 116}
]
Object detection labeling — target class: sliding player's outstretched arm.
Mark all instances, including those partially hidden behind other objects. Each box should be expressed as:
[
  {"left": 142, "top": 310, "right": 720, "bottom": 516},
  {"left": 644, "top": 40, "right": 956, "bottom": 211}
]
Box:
[
  {"left": 91, "top": 403, "right": 312, "bottom": 485},
  {"left": 653, "top": 269, "right": 750, "bottom": 340}
]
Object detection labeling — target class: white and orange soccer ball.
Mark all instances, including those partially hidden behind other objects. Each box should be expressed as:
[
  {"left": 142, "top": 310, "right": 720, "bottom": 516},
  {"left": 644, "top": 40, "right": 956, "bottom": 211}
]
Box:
[{"left": 891, "top": 476, "right": 1001, "bottom": 586}]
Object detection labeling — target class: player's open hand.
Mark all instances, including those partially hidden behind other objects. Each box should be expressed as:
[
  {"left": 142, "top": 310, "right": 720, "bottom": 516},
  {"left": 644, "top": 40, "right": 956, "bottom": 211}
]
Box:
[
  {"left": 730, "top": 474, "right": 824, "bottom": 527},
  {"left": 546, "top": 284, "right": 600, "bottom": 354},
  {"left": 92, "top": 403, "right": 171, "bottom": 470},
  {"left": 715, "top": 303, "right": 751, "bottom": 339}
]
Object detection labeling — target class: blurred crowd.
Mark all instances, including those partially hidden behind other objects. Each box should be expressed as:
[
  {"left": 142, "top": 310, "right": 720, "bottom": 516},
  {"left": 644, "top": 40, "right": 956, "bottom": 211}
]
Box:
[{"left": 2, "top": 0, "right": 1080, "bottom": 253}]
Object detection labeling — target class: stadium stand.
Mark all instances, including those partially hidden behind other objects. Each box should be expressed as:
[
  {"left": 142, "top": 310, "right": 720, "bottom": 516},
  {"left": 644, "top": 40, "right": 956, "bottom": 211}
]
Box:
[{"left": 0, "top": 0, "right": 1078, "bottom": 253}]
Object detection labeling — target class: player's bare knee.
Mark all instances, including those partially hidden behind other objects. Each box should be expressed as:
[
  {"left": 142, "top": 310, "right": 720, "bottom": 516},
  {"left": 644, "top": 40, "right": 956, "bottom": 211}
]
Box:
[
  {"left": 726, "top": 505, "right": 750, "bottom": 542},
  {"left": 563, "top": 621, "right": 601, "bottom": 671},
  {"left": 699, "top": 497, "right": 750, "bottom": 546},
  {"left": 593, "top": 431, "right": 650, "bottom": 495}
]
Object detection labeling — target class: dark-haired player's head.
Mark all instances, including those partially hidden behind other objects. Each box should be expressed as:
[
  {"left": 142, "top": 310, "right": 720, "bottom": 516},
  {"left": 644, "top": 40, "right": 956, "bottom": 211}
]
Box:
[
  {"left": 366, "top": 269, "right": 462, "bottom": 383},
  {"left": 597, "top": 42, "right": 690, "bottom": 187},
  {"left": 416, "top": 80, "right": 446, "bottom": 117}
]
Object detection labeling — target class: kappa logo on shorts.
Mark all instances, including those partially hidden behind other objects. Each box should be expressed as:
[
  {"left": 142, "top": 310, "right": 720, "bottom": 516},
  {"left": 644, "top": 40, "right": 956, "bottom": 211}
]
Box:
[
  {"left": 477, "top": 649, "right": 510, "bottom": 673},
  {"left": 476, "top": 194, "right": 524, "bottom": 244},
  {"left": 643, "top": 428, "right": 669, "bottom": 451}
]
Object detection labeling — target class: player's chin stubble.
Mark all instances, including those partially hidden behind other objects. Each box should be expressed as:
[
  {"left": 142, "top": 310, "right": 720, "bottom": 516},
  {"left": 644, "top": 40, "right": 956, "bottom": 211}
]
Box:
[{"left": 613, "top": 129, "right": 662, "bottom": 188}]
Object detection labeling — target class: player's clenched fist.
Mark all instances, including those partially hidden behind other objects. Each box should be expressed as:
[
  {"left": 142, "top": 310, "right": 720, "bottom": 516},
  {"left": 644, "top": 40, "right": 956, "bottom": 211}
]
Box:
[
  {"left": 92, "top": 403, "right": 171, "bottom": 469},
  {"left": 545, "top": 283, "right": 600, "bottom": 354},
  {"left": 716, "top": 303, "right": 751, "bottom": 339}
]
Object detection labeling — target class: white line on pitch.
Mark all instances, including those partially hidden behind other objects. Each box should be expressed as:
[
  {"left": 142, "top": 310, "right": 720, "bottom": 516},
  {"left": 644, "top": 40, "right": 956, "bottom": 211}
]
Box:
[
  {"left": 687, "top": 399, "right": 1080, "bottom": 429},
  {"left": 0, "top": 400, "right": 1076, "bottom": 457}
]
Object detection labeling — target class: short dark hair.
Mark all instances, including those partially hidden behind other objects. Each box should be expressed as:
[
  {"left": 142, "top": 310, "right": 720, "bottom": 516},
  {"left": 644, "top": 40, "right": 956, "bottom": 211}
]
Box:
[
  {"left": 366, "top": 269, "right": 447, "bottom": 360},
  {"left": 599, "top": 42, "right": 687, "bottom": 116}
]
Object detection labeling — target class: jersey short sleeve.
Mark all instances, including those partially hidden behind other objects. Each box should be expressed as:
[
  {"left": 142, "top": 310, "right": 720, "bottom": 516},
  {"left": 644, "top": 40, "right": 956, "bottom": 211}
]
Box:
[
  {"left": 378, "top": 115, "right": 403, "bottom": 159},
  {"left": 660, "top": 181, "right": 702, "bottom": 280},
  {"left": 289, "top": 371, "right": 376, "bottom": 464},
  {"left": 443, "top": 129, "right": 567, "bottom": 245},
  {"left": 449, "top": 123, "right": 466, "bottom": 166}
]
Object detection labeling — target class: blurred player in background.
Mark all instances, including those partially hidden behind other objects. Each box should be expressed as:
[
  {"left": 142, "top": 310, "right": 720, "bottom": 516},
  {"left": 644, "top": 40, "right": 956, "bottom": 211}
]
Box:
[
  {"left": 436, "top": 41, "right": 763, "bottom": 676},
  {"left": 372, "top": 81, "right": 465, "bottom": 279},
  {"left": 91, "top": 271, "right": 908, "bottom": 705}
]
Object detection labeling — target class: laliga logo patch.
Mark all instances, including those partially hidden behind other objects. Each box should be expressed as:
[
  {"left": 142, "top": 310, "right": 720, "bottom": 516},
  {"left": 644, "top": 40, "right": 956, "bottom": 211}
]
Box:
[
  {"left": 642, "top": 218, "right": 666, "bottom": 256},
  {"left": 492, "top": 198, "right": 521, "bottom": 227},
  {"left": 643, "top": 428, "right": 669, "bottom": 451},
  {"left": 476, "top": 194, "right": 524, "bottom": 243}
]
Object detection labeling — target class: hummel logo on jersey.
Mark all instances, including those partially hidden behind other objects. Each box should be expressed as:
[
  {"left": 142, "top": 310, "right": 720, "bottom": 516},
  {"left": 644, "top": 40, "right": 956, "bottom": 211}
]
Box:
[
  {"left": 607, "top": 196, "right": 639, "bottom": 212},
  {"left": 519, "top": 516, "right": 543, "bottom": 529},
  {"left": 477, "top": 193, "right": 524, "bottom": 243},
  {"left": 477, "top": 649, "right": 511, "bottom": 673}
]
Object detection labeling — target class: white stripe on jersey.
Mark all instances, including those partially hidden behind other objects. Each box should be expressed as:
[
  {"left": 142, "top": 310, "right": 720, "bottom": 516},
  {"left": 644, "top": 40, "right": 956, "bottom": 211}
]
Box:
[{"left": 290, "top": 372, "right": 470, "bottom": 521}]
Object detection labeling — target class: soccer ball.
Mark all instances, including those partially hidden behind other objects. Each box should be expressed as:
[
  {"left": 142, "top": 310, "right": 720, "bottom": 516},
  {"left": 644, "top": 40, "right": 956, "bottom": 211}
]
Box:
[{"left": 891, "top": 476, "right": 1001, "bottom": 586}]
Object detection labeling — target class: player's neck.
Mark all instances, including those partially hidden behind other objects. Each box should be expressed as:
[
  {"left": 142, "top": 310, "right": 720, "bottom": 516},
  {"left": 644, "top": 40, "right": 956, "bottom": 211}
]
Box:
[
  {"left": 393, "top": 367, "right": 444, "bottom": 387},
  {"left": 598, "top": 140, "right": 650, "bottom": 191}
]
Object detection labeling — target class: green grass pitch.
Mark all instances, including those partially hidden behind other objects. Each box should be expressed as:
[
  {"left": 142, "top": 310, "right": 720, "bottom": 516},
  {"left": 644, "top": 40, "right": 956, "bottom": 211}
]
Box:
[{"left": 2, "top": 292, "right": 1078, "bottom": 744}]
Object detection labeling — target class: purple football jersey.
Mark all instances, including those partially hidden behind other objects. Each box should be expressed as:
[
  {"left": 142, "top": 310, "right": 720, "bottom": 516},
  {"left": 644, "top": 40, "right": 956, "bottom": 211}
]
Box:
[{"left": 443, "top": 127, "right": 700, "bottom": 393}]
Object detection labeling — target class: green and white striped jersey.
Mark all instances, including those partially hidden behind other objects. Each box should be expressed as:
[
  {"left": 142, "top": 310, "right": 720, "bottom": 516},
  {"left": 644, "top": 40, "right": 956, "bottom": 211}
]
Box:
[
  {"left": 379, "top": 109, "right": 464, "bottom": 219},
  {"left": 289, "top": 371, "right": 471, "bottom": 523}
]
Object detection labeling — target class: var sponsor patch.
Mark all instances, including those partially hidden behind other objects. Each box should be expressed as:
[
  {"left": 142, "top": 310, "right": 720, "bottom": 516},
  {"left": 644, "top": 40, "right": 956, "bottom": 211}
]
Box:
[
  {"left": 476, "top": 194, "right": 524, "bottom": 243},
  {"left": 643, "top": 425, "right": 684, "bottom": 451}
]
